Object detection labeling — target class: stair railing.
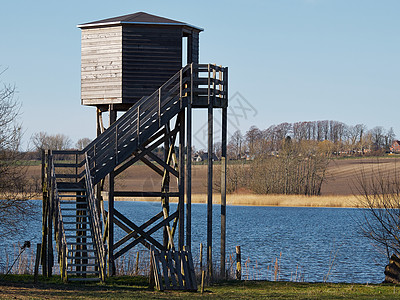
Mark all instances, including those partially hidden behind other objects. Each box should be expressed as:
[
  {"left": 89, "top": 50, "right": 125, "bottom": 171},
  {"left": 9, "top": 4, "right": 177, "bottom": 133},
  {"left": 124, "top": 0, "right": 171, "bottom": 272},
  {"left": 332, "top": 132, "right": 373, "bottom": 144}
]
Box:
[
  {"left": 84, "top": 152, "right": 107, "bottom": 281},
  {"left": 50, "top": 63, "right": 227, "bottom": 187},
  {"left": 49, "top": 154, "right": 69, "bottom": 281}
]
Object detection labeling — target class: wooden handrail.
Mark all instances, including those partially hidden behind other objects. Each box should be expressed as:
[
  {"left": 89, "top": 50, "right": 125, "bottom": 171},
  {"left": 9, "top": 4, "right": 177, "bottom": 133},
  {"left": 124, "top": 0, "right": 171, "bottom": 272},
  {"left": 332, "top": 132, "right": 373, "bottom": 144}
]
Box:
[{"left": 84, "top": 153, "right": 106, "bottom": 281}]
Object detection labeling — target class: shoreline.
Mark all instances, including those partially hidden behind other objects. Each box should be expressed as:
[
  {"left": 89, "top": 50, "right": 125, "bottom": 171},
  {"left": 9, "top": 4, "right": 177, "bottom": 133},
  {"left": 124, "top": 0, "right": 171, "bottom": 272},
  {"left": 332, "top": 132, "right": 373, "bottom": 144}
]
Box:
[{"left": 27, "top": 192, "right": 364, "bottom": 208}]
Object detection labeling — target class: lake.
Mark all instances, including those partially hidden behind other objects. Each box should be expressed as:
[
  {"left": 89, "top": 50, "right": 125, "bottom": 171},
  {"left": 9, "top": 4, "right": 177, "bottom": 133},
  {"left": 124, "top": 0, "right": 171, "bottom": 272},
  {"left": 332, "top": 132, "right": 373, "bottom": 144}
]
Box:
[{"left": 0, "top": 201, "right": 386, "bottom": 283}]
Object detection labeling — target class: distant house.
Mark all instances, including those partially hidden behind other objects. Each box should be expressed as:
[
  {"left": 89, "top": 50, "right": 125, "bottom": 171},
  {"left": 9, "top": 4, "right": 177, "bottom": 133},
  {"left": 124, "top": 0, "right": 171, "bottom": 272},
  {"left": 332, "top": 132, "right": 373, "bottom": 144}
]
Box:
[
  {"left": 193, "top": 151, "right": 218, "bottom": 162},
  {"left": 390, "top": 140, "right": 400, "bottom": 153}
]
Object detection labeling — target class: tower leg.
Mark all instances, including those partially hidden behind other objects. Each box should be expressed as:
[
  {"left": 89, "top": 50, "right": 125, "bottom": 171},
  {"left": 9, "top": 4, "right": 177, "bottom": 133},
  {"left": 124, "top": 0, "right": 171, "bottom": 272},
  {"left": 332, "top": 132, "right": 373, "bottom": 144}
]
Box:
[{"left": 108, "top": 107, "right": 117, "bottom": 276}]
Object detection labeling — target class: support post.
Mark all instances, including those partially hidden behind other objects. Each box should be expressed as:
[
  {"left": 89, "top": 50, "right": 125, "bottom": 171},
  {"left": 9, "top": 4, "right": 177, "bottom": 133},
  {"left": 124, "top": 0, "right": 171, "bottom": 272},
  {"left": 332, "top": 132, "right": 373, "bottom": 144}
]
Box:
[
  {"left": 221, "top": 67, "right": 228, "bottom": 279},
  {"left": 236, "top": 246, "right": 241, "bottom": 280},
  {"left": 178, "top": 111, "right": 185, "bottom": 251},
  {"left": 221, "top": 106, "right": 227, "bottom": 279},
  {"left": 186, "top": 64, "right": 193, "bottom": 250},
  {"left": 207, "top": 65, "right": 213, "bottom": 281},
  {"left": 41, "top": 150, "right": 48, "bottom": 277},
  {"left": 96, "top": 108, "right": 103, "bottom": 212},
  {"left": 47, "top": 150, "right": 53, "bottom": 277},
  {"left": 108, "top": 107, "right": 117, "bottom": 276}
]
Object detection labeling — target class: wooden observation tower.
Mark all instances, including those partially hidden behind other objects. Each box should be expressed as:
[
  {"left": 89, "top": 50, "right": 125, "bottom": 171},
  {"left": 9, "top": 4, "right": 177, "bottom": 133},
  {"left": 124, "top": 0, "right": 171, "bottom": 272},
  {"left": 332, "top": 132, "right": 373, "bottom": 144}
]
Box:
[{"left": 41, "top": 12, "right": 228, "bottom": 285}]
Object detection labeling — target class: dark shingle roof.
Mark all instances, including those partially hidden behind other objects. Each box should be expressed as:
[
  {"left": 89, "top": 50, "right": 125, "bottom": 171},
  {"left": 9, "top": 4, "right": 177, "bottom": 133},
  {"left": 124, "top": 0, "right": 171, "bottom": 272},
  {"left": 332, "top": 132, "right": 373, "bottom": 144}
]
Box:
[{"left": 78, "top": 12, "right": 203, "bottom": 31}]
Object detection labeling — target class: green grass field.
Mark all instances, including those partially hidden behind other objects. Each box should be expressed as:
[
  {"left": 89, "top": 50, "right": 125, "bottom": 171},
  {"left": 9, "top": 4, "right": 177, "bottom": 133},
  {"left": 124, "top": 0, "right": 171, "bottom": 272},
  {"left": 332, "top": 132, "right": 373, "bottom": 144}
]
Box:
[{"left": 0, "top": 275, "right": 399, "bottom": 299}]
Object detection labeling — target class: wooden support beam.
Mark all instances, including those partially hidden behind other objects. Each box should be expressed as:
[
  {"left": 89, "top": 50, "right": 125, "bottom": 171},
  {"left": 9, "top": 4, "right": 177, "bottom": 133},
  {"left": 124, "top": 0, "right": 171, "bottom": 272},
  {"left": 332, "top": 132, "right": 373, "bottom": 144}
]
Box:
[
  {"left": 178, "top": 111, "right": 185, "bottom": 251},
  {"left": 207, "top": 65, "right": 214, "bottom": 281},
  {"left": 221, "top": 106, "right": 227, "bottom": 279},
  {"left": 186, "top": 64, "right": 193, "bottom": 250},
  {"left": 114, "top": 211, "right": 178, "bottom": 258},
  {"left": 114, "top": 210, "right": 164, "bottom": 253},
  {"left": 108, "top": 107, "right": 117, "bottom": 277},
  {"left": 114, "top": 126, "right": 179, "bottom": 177},
  {"left": 113, "top": 218, "right": 151, "bottom": 249},
  {"left": 114, "top": 212, "right": 163, "bottom": 249},
  {"left": 145, "top": 151, "right": 179, "bottom": 178},
  {"left": 136, "top": 153, "right": 164, "bottom": 176}
]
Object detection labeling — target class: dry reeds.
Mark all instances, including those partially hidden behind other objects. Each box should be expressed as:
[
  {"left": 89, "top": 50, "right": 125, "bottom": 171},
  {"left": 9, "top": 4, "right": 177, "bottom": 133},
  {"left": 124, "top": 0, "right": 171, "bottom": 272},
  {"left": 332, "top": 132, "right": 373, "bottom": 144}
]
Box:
[{"left": 113, "top": 193, "right": 361, "bottom": 208}]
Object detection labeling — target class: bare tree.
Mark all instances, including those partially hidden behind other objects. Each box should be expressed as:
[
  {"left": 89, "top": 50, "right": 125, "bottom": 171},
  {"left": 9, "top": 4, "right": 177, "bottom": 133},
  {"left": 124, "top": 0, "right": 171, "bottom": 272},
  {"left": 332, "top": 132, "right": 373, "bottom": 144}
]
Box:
[
  {"left": 32, "top": 132, "right": 72, "bottom": 151},
  {"left": 75, "top": 137, "right": 92, "bottom": 151},
  {"left": 245, "top": 126, "right": 262, "bottom": 157},
  {"left": 0, "top": 69, "right": 36, "bottom": 238},
  {"left": 370, "top": 126, "right": 385, "bottom": 151},
  {"left": 228, "top": 130, "right": 244, "bottom": 159},
  {"left": 357, "top": 160, "right": 400, "bottom": 259}
]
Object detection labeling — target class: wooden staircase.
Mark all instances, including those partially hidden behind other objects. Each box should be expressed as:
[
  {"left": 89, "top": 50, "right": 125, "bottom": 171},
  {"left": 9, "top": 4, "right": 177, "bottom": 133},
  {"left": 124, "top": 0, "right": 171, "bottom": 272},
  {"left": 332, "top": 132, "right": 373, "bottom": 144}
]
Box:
[
  {"left": 43, "top": 63, "right": 227, "bottom": 282},
  {"left": 58, "top": 184, "right": 100, "bottom": 281}
]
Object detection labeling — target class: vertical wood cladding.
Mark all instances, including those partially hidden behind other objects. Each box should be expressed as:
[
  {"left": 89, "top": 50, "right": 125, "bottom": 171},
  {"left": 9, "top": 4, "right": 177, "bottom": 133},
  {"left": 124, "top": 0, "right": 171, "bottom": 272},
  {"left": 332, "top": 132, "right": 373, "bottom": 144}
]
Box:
[
  {"left": 122, "top": 26, "right": 182, "bottom": 103},
  {"left": 188, "top": 31, "right": 199, "bottom": 64},
  {"left": 81, "top": 26, "right": 123, "bottom": 105}
]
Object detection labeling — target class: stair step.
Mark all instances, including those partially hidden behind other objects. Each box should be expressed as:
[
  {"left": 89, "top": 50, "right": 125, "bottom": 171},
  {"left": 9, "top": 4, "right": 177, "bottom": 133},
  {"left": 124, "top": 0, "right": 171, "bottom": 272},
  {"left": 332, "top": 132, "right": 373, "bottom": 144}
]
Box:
[
  {"left": 68, "top": 249, "right": 96, "bottom": 252},
  {"left": 67, "top": 256, "right": 97, "bottom": 260},
  {"left": 59, "top": 194, "right": 87, "bottom": 198},
  {"left": 67, "top": 270, "right": 100, "bottom": 275},
  {"left": 62, "top": 208, "right": 88, "bottom": 211},
  {"left": 68, "top": 263, "right": 99, "bottom": 267},
  {"left": 68, "top": 277, "right": 101, "bottom": 282},
  {"left": 63, "top": 215, "right": 92, "bottom": 218},
  {"left": 64, "top": 228, "right": 91, "bottom": 231},
  {"left": 68, "top": 242, "right": 95, "bottom": 246},
  {"left": 66, "top": 235, "right": 94, "bottom": 239},
  {"left": 61, "top": 201, "right": 88, "bottom": 204},
  {"left": 64, "top": 221, "right": 90, "bottom": 225}
]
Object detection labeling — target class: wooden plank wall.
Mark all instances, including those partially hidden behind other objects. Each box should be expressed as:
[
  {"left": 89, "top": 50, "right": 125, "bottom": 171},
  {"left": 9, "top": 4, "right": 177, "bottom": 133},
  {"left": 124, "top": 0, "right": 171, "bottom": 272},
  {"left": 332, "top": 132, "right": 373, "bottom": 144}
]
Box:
[
  {"left": 81, "top": 26, "right": 123, "bottom": 105},
  {"left": 188, "top": 31, "right": 199, "bottom": 64},
  {"left": 122, "top": 25, "right": 182, "bottom": 103}
]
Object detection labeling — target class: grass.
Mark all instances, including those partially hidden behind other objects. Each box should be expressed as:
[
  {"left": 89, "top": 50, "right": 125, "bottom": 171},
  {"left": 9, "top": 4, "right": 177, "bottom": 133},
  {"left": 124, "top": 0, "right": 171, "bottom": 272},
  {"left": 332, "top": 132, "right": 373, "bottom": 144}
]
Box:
[{"left": 0, "top": 275, "right": 399, "bottom": 299}]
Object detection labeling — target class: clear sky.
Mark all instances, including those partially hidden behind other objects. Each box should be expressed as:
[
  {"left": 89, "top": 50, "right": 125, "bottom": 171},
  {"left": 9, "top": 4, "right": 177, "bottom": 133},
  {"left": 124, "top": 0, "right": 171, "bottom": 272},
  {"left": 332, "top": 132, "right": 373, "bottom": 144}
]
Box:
[{"left": 1, "top": 0, "right": 399, "bottom": 150}]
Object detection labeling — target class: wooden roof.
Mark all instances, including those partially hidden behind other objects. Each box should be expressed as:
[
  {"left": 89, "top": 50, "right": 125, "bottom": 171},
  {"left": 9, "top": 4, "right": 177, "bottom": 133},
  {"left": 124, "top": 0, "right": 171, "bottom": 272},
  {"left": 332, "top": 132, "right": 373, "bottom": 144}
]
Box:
[{"left": 78, "top": 12, "right": 203, "bottom": 31}]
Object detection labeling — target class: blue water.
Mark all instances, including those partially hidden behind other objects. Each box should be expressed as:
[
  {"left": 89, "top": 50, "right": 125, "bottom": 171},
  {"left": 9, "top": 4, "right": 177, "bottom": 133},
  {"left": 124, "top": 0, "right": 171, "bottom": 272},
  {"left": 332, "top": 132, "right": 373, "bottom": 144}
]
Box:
[{"left": 0, "top": 201, "right": 386, "bottom": 283}]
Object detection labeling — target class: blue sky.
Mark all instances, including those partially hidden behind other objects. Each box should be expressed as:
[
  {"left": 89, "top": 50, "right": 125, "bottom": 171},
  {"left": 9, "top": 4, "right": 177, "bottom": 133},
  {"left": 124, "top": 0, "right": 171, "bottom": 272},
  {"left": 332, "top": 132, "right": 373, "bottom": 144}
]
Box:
[{"left": 1, "top": 0, "right": 399, "bottom": 150}]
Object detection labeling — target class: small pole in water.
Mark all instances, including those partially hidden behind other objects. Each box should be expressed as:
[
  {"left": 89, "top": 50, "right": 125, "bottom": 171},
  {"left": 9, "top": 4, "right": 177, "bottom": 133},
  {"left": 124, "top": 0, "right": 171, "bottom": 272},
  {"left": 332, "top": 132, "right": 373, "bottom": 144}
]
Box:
[{"left": 236, "top": 246, "right": 241, "bottom": 280}]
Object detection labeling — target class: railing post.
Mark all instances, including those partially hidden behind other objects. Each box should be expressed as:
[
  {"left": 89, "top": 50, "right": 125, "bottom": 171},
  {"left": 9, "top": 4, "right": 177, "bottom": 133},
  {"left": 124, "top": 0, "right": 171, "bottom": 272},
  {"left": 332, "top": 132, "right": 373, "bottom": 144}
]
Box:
[
  {"left": 115, "top": 126, "right": 118, "bottom": 165},
  {"left": 158, "top": 88, "right": 161, "bottom": 127},
  {"left": 47, "top": 150, "right": 54, "bottom": 277},
  {"left": 75, "top": 152, "right": 78, "bottom": 182},
  {"left": 137, "top": 105, "right": 140, "bottom": 145},
  {"left": 180, "top": 68, "right": 183, "bottom": 109}
]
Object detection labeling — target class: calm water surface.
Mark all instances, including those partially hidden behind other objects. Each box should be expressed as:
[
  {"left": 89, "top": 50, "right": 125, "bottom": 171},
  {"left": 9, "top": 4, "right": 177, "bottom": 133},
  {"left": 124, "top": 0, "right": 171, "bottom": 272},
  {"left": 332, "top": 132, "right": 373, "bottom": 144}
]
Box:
[{"left": 0, "top": 201, "right": 386, "bottom": 283}]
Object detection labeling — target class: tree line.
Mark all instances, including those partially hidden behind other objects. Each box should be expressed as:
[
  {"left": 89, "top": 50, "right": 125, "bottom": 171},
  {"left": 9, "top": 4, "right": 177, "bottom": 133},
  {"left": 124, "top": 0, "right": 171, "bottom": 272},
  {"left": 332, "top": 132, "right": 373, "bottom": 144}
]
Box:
[
  {"left": 223, "top": 121, "right": 396, "bottom": 196},
  {"left": 227, "top": 121, "right": 396, "bottom": 159}
]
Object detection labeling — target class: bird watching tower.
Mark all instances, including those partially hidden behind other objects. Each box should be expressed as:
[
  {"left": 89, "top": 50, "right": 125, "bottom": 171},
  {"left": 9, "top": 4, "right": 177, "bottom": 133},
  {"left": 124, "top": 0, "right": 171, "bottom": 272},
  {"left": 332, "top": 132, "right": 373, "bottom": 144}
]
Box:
[{"left": 42, "top": 12, "right": 228, "bottom": 286}]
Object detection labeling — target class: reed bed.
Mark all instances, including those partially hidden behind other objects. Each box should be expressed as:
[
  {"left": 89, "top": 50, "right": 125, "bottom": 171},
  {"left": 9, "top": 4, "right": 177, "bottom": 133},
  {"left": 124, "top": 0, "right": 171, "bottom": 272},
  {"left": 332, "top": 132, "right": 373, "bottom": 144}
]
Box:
[
  {"left": 0, "top": 243, "right": 36, "bottom": 275},
  {"left": 113, "top": 194, "right": 361, "bottom": 208}
]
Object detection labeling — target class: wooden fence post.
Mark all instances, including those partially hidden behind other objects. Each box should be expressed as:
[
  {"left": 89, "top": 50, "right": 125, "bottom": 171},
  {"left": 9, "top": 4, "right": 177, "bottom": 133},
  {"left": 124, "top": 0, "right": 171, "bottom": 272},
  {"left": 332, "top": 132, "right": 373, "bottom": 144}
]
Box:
[
  {"left": 34, "top": 243, "right": 41, "bottom": 283},
  {"left": 236, "top": 246, "right": 241, "bottom": 280}
]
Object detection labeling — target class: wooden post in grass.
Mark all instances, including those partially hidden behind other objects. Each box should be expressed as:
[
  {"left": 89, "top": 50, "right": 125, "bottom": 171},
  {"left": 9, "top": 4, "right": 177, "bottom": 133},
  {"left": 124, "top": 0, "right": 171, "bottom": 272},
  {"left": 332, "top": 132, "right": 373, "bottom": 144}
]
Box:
[
  {"left": 199, "top": 243, "right": 203, "bottom": 273},
  {"left": 236, "top": 246, "right": 241, "bottom": 280},
  {"left": 34, "top": 243, "right": 41, "bottom": 283}
]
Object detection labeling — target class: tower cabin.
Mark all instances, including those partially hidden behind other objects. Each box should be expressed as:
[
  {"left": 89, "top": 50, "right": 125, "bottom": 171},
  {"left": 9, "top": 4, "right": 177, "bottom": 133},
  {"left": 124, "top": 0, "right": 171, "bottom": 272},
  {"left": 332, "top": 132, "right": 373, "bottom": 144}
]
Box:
[{"left": 78, "top": 12, "right": 202, "bottom": 112}]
